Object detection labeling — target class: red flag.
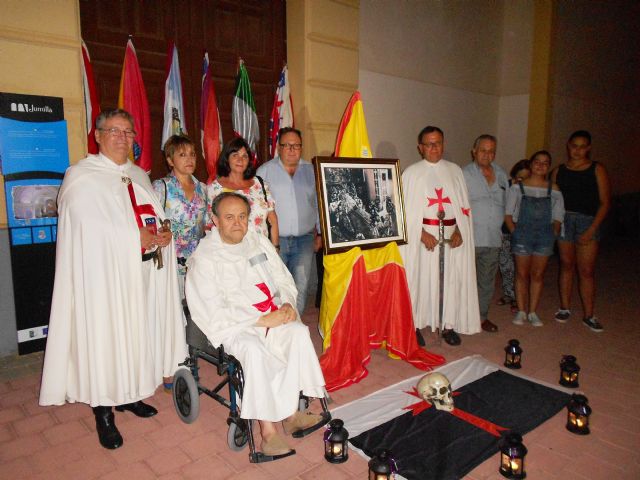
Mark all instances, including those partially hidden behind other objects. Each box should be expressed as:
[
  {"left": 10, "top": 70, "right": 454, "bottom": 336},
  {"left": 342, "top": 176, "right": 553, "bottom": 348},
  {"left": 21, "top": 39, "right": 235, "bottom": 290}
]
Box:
[
  {"left": 81, "top": 40, "right": 100, "bottom": 154},
  {"left": 118, "top": 39, "right": 152, "bottom": 173},
  {"left": 201, "top": 52, "right": 222, "bottom": 182}
]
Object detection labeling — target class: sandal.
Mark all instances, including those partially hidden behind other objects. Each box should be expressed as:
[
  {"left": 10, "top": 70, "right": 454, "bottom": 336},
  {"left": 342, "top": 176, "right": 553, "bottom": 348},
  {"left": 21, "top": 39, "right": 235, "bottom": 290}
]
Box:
[{"left": 262, "top": 433, "right": 294, "bottom": 456}]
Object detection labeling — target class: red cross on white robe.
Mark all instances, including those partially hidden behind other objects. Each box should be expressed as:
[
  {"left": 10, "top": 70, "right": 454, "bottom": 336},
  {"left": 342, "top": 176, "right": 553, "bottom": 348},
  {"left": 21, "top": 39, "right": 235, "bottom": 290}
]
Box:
[
  {"left": 252, "top": 283, "right": 279, "bottom": 313},
  {"left": 427, "top": 187, "right": 451, "bottom": 212}
]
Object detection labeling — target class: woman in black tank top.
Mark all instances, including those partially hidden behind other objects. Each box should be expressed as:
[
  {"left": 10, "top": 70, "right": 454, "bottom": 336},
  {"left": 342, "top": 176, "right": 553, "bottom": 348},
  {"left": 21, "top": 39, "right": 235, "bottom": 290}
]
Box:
[{"left": 551, "top": 131, "right": 611, "bottom": 332}]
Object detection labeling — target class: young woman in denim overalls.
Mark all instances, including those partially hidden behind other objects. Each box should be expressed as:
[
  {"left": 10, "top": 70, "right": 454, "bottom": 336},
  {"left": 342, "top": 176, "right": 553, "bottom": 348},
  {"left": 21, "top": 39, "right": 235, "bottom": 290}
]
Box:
[{"left": 505, "top": 151, "right": 565, "bottom": 327}]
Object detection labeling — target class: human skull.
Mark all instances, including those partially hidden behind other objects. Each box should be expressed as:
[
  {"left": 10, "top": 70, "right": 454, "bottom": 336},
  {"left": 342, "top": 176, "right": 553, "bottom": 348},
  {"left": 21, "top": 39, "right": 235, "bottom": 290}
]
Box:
[{"left": 417, "top": 372, "right": 454, "bottom": 411}]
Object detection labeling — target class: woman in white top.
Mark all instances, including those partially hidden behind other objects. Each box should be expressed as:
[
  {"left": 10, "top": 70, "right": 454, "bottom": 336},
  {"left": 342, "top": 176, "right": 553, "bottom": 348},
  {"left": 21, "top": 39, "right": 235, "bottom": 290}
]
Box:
[{"left": 505, "top": 150, "right": 564, "bottom": 327}]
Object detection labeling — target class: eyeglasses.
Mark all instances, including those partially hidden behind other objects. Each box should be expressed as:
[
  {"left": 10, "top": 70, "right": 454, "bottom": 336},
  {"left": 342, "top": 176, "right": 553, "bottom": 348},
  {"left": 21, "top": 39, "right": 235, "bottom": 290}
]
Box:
[
  {"left": 99, "top": 127, "right": 137, "bottom": 138},
  {"left": 279, "top": 143, "right": 302, "bottom": 151}
]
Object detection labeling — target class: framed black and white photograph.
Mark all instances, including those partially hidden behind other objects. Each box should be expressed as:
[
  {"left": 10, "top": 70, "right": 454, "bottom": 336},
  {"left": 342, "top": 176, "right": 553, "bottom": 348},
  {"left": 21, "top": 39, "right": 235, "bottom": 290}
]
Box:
[{"left": 313, "top": 157, "right": 407, "bottom": 255}]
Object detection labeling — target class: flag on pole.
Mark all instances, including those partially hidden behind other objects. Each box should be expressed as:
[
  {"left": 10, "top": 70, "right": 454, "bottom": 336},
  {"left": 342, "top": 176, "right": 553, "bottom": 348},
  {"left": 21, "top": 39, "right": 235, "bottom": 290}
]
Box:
[
  {"left": 161, "top": 42, "right": 187, "bottom": 148},
  {"left": 319, "top": 91, "right": 439, "bottom": 391},
  {"left": 118, "top": 38, "right": 152, "bottom": 173},
  {"left": 81, "top": 40, "right": 100, "bottom": 154},
  {"left": 268, "top": 64, "right": 294, "bottom": 159},
  {"left": 201, "top": 52, "right": 223, "bottom": 182},
  {"left": 232, "top": 59, "right": 259, "bottom": 162},
  {"left": 334, "top": 91, "right": 372, "bottom": 158}
]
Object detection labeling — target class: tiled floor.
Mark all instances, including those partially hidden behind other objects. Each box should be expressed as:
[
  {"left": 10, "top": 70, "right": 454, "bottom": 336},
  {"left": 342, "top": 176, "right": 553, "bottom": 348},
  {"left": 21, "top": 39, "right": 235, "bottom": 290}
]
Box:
[{"left": 1, "top": 236, "right": 638, "bottom": 479}]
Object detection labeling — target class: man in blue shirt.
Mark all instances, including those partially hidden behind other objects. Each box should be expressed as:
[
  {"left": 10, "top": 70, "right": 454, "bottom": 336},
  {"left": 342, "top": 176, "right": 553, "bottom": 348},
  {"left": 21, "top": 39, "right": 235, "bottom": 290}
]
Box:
[
  {"left": 462, "top": 135, "right": 509, "bottom": 333},
  {"left": 257, "top": 128, "right": 322, "bottom": 314}
]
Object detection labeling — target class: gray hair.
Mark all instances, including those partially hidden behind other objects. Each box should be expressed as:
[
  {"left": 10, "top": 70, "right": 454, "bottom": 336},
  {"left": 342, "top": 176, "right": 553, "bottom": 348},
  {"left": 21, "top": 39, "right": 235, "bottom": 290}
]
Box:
[
  {"left": 472, "top": 134, "right": 497, "bottom": 150},
  {"left": 95, "top": 108, "right": 134, "bottom": 130}
]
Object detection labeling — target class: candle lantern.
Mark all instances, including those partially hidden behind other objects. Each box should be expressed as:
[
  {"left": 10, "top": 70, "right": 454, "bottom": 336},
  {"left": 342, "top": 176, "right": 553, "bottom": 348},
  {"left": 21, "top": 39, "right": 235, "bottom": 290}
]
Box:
[
  {"left": 499, "top": 432, "right": 527, "bottom": 479},
  {"left": 566, "top": 394, "right": 591, "bottom": 435},
  {"left": 368, "top": 450, "right": 397, "bottom": 480},
  {"left": 504, "top": 339, "right": 522, "bottom": 369},
  {"left": 559, "top": 355, "right": 580, "bottom": 388},
  {"left": 324, "top": 419, "right": 349, "bottom": 463}
]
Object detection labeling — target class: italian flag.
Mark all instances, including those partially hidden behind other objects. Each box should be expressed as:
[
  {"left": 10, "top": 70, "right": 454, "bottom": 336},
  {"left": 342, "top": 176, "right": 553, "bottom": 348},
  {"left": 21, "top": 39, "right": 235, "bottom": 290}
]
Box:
[{"left": 232, "top": 59, "right": 260, "bottom": 160}]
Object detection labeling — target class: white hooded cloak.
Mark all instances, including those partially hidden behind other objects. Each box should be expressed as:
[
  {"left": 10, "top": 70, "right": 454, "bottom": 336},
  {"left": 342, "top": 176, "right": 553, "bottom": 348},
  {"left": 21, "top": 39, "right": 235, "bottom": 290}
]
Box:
[
  {"left": 186, "top": 228, "right": 325, "bottom": 421},
  {"left": 399, "top": 159, "right": 481, "bottom": 335},
  {"left": 39, "top": 154, "right": 187, "bottom": 407}
]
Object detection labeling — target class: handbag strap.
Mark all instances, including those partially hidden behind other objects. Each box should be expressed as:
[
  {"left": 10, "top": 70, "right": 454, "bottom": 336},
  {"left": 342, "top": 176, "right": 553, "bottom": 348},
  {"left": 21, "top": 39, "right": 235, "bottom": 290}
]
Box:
[{"left": 255, "top": 175, "right": 269, "bottom": 203}]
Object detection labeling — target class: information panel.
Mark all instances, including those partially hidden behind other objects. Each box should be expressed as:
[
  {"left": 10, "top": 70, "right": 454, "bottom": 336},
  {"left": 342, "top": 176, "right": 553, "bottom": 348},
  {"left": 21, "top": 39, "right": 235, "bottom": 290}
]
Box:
[{"left": 0, "top": 92, "right": 68, "bottom": 354}]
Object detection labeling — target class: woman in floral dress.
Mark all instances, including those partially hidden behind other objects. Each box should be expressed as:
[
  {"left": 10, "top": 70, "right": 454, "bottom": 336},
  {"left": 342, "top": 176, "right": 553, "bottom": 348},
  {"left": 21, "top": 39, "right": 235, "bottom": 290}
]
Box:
[
  {"left": 153, "top": 135, "right": 208, "bottom": 299},
  {"left": 206, "top": 137, "right": 280, "bottom": 249}
]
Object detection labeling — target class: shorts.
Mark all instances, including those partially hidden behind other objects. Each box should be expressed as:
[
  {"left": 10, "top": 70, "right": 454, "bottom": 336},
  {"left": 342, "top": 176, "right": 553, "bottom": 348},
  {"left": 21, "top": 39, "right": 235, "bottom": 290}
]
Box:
[
  {"left": 511, "top": 225, "right": 555, "bottom": 256},
  {"left": 559, "top": 211, "right": 601, "bottom": 243}
]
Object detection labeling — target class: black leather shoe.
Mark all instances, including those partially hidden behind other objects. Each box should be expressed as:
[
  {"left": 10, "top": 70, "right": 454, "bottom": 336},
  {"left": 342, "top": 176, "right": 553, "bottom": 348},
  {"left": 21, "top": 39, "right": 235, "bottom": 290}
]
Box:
[
  {"left": 442, "top": 329, "right": 461, "bottom": 346},
  {"left": 93, "top": 406, "right": 123, "bottom": 450},
  {"left": 115, "top": 401, "right": 158, "bottom": 418},
  {"left": 416, "top": 328, "right": 426, "bottom": 347}
]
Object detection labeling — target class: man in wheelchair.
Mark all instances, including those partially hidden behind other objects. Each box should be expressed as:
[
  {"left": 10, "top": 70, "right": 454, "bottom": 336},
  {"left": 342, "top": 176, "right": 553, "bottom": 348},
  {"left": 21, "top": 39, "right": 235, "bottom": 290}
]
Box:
[{"left": 185, "top": 192, "right": 328, "bottom": 457}]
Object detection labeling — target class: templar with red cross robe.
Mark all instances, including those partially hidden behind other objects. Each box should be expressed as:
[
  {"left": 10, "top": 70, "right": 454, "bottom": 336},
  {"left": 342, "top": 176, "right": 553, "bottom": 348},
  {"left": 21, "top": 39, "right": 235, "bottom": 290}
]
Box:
[
  {"left": 40, "top": 153, "right": 187, "bottom": 408},
  {"left": 186, "top": 228, "right": 326, "bottom": 421},
  {"left": 399, "top": 158, "right": 481, "bottom": 334}
]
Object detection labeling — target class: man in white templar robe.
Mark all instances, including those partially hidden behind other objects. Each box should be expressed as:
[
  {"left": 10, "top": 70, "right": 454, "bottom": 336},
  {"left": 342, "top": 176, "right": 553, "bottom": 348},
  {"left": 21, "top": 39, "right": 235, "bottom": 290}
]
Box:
[
  {"left": 39, "top": 109, "right": 187, "bottom": 450},
  {"left": 186, "top": 192, "right": 327, "bottom": 458},
  {"left": 400, "top": 126, "right": 481, "bottom": 346}
]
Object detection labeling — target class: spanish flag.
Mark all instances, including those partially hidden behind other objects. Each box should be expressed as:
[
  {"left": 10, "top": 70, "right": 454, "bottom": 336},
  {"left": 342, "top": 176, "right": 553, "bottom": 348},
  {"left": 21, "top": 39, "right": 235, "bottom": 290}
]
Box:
[
  {"left": 118, "top": 38, "right": 152, "bottom": 173},
  {"left": 319, "top": 92, "right": 445, "bottom": 392},
  {"left": 334, "top": 91, "right": 372, "bottom": 158}
]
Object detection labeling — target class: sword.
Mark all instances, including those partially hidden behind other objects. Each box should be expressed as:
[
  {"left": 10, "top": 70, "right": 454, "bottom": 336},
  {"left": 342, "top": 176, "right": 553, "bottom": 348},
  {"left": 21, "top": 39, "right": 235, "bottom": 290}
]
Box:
[
  {"left": 153, "top": 219, "right": 171, "bottom": 270},
  {"left": 437, "top": 210, "right": 451, "bottom": 335}
]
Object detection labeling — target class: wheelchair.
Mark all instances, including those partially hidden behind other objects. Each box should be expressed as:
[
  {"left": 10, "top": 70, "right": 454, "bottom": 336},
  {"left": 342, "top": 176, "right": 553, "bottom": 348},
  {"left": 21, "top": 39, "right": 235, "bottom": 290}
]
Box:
[{"left": 172, "top": 311, "right": 331, "bottom": 463}]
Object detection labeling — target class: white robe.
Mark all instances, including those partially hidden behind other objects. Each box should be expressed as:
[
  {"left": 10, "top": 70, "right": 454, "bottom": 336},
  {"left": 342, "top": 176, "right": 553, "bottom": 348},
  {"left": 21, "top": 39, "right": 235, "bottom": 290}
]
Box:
[
  {"left": 39, "top": 154, "right": 187, "bottom": 408},
  {"left": 185, "top": 229, "right": 325, "bottom": 422},
  {"left": 399, "top": 159, "right": 481, "bottom": 334}
]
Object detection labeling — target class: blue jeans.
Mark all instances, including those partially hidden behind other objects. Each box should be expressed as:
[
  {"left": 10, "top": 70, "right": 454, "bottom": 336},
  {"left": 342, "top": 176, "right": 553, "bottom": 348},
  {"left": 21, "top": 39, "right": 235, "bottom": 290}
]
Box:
[
  {"left": 279, "top": 234, "right": 315, "bottom": 314},
  {"left": 559, "top": 211, "right": 601, "bottom": 242}
]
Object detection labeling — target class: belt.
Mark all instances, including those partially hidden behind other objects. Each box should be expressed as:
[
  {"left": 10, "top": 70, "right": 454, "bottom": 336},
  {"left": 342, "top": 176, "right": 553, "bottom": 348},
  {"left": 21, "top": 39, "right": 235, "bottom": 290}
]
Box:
[
  {"left": 423, "top": 218, "right": 456, "bottom": 226},
  {"left": 142, "top": 251, "right": 155, "bottom": 262}
]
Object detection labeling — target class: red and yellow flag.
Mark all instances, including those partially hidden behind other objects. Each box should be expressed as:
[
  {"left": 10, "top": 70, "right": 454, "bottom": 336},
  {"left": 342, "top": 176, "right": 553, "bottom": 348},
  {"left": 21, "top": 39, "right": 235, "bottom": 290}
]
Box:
[
  {"left": 319, "top": 92, "right": 445, "bottom": 392},
  {"left": 334, "top": 91, "right": 372, "bottom": 158},
  {"left": 118, "top": 39, "right": 152, "bottom": 173}
]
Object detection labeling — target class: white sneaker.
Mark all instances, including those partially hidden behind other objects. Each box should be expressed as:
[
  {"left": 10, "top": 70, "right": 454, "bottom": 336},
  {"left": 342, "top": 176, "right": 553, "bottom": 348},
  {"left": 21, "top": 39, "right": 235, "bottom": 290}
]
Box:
[
  {"left": 528, "top": 312, "right": 544, "bottom": 327},
  {"left": 512, "top": 311, "right": 526, "bottom": 325}
]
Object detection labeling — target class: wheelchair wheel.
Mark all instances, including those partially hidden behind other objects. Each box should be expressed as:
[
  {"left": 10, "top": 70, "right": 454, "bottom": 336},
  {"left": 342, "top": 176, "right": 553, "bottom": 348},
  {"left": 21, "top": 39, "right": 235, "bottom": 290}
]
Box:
[
  {"left": 227, "top": 419, "right": 249, "bottom": 451},
  {"left": 173, "top": 368, "right": 200, "bottom": 424}
]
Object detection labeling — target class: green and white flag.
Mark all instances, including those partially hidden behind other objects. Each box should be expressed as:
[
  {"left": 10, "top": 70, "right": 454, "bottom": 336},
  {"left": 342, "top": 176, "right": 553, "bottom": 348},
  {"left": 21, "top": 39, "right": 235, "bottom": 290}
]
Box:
[{"left": 232, "top": 59, "right": 260, "bottom": 156}]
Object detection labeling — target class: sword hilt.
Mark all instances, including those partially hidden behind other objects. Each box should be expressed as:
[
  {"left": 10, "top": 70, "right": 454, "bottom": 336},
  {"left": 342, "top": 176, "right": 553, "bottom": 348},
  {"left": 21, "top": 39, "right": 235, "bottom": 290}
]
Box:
[{"left": 437, "top": 210, "right": 451, "bottom": 245}]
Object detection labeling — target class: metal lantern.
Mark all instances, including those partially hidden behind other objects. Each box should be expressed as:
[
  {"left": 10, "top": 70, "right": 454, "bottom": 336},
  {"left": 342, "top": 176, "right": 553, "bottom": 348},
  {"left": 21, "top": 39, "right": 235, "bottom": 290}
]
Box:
[
  {"left": 559, "top": 355, "right": 580, "bottom": 388},
  {"left": 566, "top": 394, "right": 591, "bottom": 435},
  {"left": 504, "top": 339, "right": 522, "bottom": 369},
  {"left": 324, "top": 419, "right": 349, "bottom": 463},
  {"left": 499, "top": 432, "right": 528, "bottom": 479},
  {"left": 368, "top": 450, "right": 397, "bottom": 480}
]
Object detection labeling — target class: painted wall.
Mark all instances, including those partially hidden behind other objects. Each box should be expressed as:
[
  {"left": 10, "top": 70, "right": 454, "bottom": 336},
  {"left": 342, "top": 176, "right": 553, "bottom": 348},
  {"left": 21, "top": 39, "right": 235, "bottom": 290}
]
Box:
[
  {"left": 547, "top": 1, "right": 640, "bottom": 195},
  {"left": 287, "top": 0, "right": 360, "bottom": 159},
  {"left": 0, "top": 0, "right": 85, "bottom": 356},
  {"left": 358, "top": 0, "right": 534, "bottom": 171}
]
